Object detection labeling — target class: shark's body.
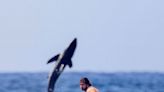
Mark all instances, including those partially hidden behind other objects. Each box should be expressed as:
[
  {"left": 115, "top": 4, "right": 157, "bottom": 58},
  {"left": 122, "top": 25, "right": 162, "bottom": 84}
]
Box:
[{"left": 47, "top": 38, "right": 77, "bottom": 92}]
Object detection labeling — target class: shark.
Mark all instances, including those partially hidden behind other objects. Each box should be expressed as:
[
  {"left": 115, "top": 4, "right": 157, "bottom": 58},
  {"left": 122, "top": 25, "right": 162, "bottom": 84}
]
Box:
[{"left": 47, "top": 38, "right": 77, "bottom": 92}]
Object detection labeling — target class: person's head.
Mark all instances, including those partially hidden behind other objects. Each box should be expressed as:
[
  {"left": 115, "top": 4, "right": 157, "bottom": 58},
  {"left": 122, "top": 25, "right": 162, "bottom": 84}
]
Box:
[{"left": 80, "top": 77, "right": 92, "bottom": 91}]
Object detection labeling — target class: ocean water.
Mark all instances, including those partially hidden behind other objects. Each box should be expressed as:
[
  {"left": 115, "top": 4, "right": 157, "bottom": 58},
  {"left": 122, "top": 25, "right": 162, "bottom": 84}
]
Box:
[{"left": 0, "top": 72, "right": 164, "bottom": 92}]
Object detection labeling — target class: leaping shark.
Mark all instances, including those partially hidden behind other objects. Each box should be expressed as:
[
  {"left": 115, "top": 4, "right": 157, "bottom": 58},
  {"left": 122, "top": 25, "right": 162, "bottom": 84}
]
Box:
[{"left": 47, "top": 38, "right": 77, "bottom": 92}]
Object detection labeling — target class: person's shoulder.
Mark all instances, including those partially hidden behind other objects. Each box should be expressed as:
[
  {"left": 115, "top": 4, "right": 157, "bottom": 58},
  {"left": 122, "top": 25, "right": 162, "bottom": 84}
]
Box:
[{"left": 87, "top": 86, "right": 99, "bottom": 92}]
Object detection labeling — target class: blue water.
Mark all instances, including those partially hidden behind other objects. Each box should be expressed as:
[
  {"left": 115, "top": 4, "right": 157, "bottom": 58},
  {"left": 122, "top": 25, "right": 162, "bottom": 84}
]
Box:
[{"left": 0, "top": 72, "right": 164, "bottom": 92}]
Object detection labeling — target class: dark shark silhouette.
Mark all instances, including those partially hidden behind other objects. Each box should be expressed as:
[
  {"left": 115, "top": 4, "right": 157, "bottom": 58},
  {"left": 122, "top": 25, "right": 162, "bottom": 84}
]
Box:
[{"left": 47, "top": 38, "right": 77, "bottom": 92}]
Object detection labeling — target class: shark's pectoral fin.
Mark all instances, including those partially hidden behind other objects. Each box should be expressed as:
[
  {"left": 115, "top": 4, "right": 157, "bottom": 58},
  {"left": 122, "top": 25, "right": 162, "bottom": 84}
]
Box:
[
  {"left": 47, "top": 54, "right": 60, "bottom": 64},
  {"left": 68, "top": 59, "right": 73, "bottom": 68}
]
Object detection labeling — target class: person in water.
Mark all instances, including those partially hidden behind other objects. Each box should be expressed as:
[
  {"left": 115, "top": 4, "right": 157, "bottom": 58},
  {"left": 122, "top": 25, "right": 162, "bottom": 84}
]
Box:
[{"left": 80, "top": 77, "right": 99, "bottom": 92}]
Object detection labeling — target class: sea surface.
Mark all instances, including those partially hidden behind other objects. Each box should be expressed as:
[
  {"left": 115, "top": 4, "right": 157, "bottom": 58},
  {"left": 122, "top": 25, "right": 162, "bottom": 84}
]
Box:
[{"left": 0, "top": 72, "right": 164, "bottom": 92}]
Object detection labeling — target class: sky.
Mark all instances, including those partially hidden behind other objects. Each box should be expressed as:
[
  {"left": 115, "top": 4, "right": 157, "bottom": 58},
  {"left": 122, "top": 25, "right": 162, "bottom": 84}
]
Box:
[{"left": 0, "top": 0, "right": 164, "bottom": 73}]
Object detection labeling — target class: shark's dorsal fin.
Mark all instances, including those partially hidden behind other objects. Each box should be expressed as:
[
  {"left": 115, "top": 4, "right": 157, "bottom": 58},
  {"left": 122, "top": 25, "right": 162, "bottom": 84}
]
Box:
[{"left": 47, "top": 54, "right": 60, "bottom": 64}]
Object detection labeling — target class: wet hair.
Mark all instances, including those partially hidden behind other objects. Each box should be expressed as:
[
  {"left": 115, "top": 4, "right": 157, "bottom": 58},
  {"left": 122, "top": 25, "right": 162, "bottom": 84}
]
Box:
[{"left": 80, "top": 77, "right": 92, "bottom": 86}]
